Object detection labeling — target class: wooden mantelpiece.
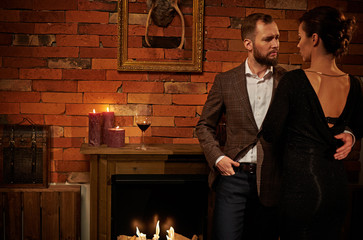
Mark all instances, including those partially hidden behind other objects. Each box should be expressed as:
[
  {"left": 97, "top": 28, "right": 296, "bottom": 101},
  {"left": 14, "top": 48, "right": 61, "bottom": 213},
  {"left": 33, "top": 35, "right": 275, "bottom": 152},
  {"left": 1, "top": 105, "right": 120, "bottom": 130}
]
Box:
[{"left": 80, "top": 143, "right": 208, "bottom": 240}]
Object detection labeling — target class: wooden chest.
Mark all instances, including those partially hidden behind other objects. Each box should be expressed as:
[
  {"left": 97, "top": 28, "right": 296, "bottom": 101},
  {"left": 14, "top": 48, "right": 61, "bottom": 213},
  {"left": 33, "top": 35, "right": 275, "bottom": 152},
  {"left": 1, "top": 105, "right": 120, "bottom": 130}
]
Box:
[{"left": 0, "top": 124, "right": 50, "bottom": 188}]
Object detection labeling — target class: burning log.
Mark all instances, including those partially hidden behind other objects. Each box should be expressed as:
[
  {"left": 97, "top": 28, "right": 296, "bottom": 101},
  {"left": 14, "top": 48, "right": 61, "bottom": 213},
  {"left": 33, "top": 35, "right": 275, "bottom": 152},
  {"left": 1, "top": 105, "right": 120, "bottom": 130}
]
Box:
[{"left": 117, "top": 233, "right": 198, "bottom": 240}]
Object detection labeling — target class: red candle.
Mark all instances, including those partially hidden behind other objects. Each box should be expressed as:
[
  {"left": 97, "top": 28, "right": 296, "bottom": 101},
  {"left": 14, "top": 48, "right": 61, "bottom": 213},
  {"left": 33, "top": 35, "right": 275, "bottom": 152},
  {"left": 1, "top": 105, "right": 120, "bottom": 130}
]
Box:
[
  {"left": 107, "top": 127, "right": 125, "bottom": 148},
  {"left": 88, "top": 109, "right": 102, "bottom": 146},
  {"left": 102, "top": 108, "right": 114, "bottom": 145}
]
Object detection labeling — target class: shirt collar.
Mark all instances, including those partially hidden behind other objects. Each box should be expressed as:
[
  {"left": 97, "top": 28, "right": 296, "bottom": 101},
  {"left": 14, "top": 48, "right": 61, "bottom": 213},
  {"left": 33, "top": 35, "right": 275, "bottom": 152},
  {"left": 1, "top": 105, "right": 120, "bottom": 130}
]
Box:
[{"left": 245, "top": 58, "right": 273, "bottom": 79}]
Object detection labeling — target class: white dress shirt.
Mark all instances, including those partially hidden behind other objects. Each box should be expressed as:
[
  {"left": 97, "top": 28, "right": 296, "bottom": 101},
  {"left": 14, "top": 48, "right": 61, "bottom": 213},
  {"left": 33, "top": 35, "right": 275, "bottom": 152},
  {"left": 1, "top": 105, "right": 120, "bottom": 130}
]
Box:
[{"left": 216, "top": 60, "right": 274, "bottom": 165}]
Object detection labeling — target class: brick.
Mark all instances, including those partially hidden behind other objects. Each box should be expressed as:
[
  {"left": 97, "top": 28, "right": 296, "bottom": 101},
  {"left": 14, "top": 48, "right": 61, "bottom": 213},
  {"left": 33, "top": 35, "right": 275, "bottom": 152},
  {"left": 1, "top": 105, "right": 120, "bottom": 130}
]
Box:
[
  {"left": 289, "top": 54, "right": 303, "bottom": 65},
  {"left": 51, "top": 126, "right": 64, "bottom": 138},
  {"left": 66, "top": 104, "right": 110, "bottom": 115},
  {"left": 341, "top": 65, "right": 363, "bottom": 76},
  {"left": 205, "top": 16, "right": 230, "bottom": 27},
  {"left": 33, "top": 0, "right": 77, "bottom": 10},
  {"left": 114, "top": 116, "right": 134, "bottom": 127},
  {"left": 109, "top": 12, "right": 117, "bottom": 24},
  {"left": 51, "top": 148, "right": 63, "bottom": 161},
  {"left": 173, "top": 138, "right": 199, "bottom": 144},
  {"left": 83, "top": 93, "right": 127, "bottom": 104},
  {"left": 48, "top": 58, "right": 91, "bottom": 69},
  {"left": 205, "top": 6, "right": 244, "bottom": 18},
  {"left": 33, "top": 80, "right": 77, "bottom": 92},
  {"left": 34, "top": 23, "right": 78, "bottom": 34},
  {"left": 66, "top": 11, "right": 109, "bottom": 24},
  {"left": 21, "top": 103, "right": 65, "bottom": 114},
  {"left": 288, "top": 31, "right": 299, "bottom": 42},
  {"left": 78, "top": 80, "right": 122, "bottom": 93},
  {"left": 63, "top": 147, "right": 88, "bottom": 160},
  {"left": 0, "top": 80, "right": 32, "bottom": 91},
  {"left": 128, "top": 2, "right": 147, "bottom": 14},
  {"left": 52, "top": 137, "right": 84, "bottom": 148},
  {"left": 348, "top": 44, "right": 363, "bottom": 55},
  {"left": 309, "top": 0, "right": 347, "bottom": 10},
  {"left": 148, "top": 73, "right": 190, "bottom": 82},
  {"left": 279, "top": 31, "right": 288, "bottom": 42},
  {"left": 274, "top": 19, "right": 299, "bottom": 31},
  {"left": 0, "top": 46, "right": 78, "bottom": 58},
  {"left": 245, "top": 8, "right": 285, "bottom": 19},
  {"left": 266, "top": 0, "right": 306, "bottom": 10},
  {"left": 13, "top": 34, "right": 55, "bottom": 46},
  {"left": 0, "top": 10, "right": 20, "bottom": 22},
  {"left": 191, "top": 72, "right": 218, "bottom": 83},
  {"left": 92, "top": 59, "right": 117, "bottom": 69},
  {"left": 20, "top": 11, "right": 65, "bottom": 22},
  {"left": 45, "top": 115, "right": 88, "bottom": 126},
  {"left": 223, "top": 0, "right": 264, "bottom": 7},
  {"left": 56, "top": 35, "right": 99, "bottom": 47},
  {"left": 0, "top": 0, "right": 33, "bottom": 10},
  {"left": 0, "top": 92, "right": 40, "bottom": 103},
  {"left": 175, "top": 117, "right": 199, "bottom": 127},
  {"left": 203, "top": 61, "right": 223, "bottom": 73},
  {"left": 41, "top": 92, "right": 83, "bottom": 103},
  {"left": 127, "top": 47, "right": 165, "bottom": 60},
  {"left": 339, "top": 55, "right": 363, "bottom": 65},
  {"left": 64, "top": 127, "right": 88, "bottom": 139},
  {"left": 0, "top": 23, "right": 34, "bottom": 34},
  {"left": 2, "top": 57, "right": 46, "bottom": 68},
  {"left": 205, "top": 50, "right": 246, "bottom": 62},
  {"left": 127, "top": 36, "right": 143, "bottom": 48},
  {"left": 0, "top": 103, "right": 20, "bottom": 114},
  {"left": 79, "top": 23, "right": 117, "bottom": 35},
  {"left": 164, "top": 82, "right": 206, "bottom": 94},
  {"left": 122, "top": 82, "right": 164, "bottom": 93},
  {"left": 153, "top": 105, "right": 195, "bottom": 117},
  {"left": 164, "top": 49, "right": 192, "bottom": 61},
  {"left": 173, "top": 94, "right": 208, "bottom": 105},
  {"left": 128, "top": 94, "right": 172, "bottom": 104},
  {"left": 207, "top": 27, "right": 241, "bottom": 40},
  {"left": 106, "top": 70, "right": 147, "bottom": 81},
  {"left": 20, "top": 68, "right": 61, "bottom": 80},
  {"left": 80, "top": 47, "right": 117, "bottom": 59},
  {"left": 151, "top": 117, "right": 174, "bottom": 127},
  {"left": 55, "top": 161, "right": 90, "bottom": 172},
  {"left": 111, "top": 104, "right": 151, "bottom": 116},
  {"left": 228, "top": 39, "right": 244, "bottom": 51},
  {"left": 285, "top": 10, "right": 305, "bottom": 19},
  {"left": 204, "top": 38, "right": 228, "bottom": 51},
  {"left": 0, "top": 34, "right": 12, "bottom": 45},
  {"left": 0, "top": 68, "right": 18, "bottom": 79},
  {"left": 279, "top": 42, "right": 299, "bottom": 54},
  {"left": 100, "top": 36, "right": 118, "bottom": 48},
  {"left": 6, "top": 114, "right": 44, "bottom": 125},
  {"left": 278, "top": 53, "right": 289, "bottom": 64},
  {"left": 152, "top": 127, "right": 193, "bottom": 138},
  {"left": 50, "top": 173, "right": 69, "bottom": 183},
  {"left": 78, "top": 0, "right": 117, "bottom": 11},
  {"left": 205, "top": 0, "right": 222, "bottom": 6},
  {"left": 62, "top": 69, "right": 106, "bottom": 80}
]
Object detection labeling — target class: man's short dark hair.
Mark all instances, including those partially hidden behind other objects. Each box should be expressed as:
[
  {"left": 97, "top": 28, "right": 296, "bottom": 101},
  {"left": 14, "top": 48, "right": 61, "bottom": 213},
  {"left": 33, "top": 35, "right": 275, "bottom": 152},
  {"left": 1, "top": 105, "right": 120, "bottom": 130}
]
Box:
[{"left": 241, "top": 13, "right": 274, "bottom": 41}]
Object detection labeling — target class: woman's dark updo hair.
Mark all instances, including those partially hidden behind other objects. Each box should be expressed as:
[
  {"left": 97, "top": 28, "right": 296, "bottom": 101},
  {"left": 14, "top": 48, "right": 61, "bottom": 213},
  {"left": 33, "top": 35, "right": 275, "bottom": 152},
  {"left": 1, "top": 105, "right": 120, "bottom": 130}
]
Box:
[{"left": 299, "top": 6, "right": 357, "bottom": 57}]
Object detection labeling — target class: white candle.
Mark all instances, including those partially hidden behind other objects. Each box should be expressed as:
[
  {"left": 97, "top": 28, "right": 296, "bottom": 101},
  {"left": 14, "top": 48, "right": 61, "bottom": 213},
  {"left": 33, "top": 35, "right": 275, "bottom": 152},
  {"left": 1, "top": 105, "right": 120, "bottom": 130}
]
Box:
[
  {"left": 152, "top": 220, "right": 160, "bottom": 240},
  {"left": 166, "top": 226, "right": 175, "bottom": 240},
  {"left": 136, "top": 227, "right": 146, "bottom": 240}
]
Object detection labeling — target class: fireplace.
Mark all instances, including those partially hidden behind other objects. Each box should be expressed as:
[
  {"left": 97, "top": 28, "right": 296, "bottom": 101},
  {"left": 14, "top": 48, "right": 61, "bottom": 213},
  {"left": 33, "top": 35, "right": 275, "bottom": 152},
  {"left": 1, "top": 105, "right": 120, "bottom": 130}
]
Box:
[{"left": 111, "top": 174, "right": 209, "bottom": 240}]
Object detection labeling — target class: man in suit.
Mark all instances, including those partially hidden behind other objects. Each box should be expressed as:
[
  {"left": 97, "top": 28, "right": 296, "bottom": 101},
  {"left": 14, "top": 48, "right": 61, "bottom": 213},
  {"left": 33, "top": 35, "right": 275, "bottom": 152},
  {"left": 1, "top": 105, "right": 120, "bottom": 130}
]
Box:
[{"left": 196, "top": 13, "right": 353, "bottom": 240}]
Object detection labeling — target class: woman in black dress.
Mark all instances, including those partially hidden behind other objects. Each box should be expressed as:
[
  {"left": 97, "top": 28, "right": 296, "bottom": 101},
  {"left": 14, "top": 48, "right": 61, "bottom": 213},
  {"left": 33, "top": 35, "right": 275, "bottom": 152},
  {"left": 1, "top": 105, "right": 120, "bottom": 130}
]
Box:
[{"left": 262, "top": 6, "right": 363, "bottom": 240}]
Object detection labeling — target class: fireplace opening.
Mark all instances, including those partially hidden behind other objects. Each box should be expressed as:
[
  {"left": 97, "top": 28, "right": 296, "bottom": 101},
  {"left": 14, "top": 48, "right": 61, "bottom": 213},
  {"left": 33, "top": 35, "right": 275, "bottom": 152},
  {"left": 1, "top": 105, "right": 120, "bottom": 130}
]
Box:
[{"left": 111, "top": 174, "right": 209, "bottom": 240}]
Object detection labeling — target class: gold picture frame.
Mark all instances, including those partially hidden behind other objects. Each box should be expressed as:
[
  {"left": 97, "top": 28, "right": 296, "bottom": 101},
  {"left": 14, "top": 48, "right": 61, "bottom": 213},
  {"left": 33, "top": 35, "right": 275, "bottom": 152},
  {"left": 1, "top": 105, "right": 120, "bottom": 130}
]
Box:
[{"left": 117, "top": 0, "right": 204, "bottom": 72}]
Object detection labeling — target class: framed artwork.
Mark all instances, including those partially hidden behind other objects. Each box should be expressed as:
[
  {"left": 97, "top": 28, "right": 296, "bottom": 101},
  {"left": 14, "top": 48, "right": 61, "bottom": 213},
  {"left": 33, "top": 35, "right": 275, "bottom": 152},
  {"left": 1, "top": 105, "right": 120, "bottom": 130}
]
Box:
[{"left": 117, "top": 0, "right": 204, "bottom": 72}]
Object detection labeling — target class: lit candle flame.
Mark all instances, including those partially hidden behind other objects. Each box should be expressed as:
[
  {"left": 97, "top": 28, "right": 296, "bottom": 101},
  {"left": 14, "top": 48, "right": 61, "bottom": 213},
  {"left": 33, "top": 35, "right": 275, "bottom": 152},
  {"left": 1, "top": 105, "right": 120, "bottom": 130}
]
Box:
[
  {"left": 136, "top": 227, "right": 146, "bottom": 240},
  {"left": 116, "top": 126, "right": 119, "bottom": 129},
  {"left": 152, "top": 221, "right": 160, "bottom": 240},
  {"left": 166, "top": 226, "right": 175, "bottom": 240},
  {"left": 93, "top": 109, "right": 95, "bottom": 113},
  {"left": 107, "top": 107, "right": 109, "bottom": 112}
]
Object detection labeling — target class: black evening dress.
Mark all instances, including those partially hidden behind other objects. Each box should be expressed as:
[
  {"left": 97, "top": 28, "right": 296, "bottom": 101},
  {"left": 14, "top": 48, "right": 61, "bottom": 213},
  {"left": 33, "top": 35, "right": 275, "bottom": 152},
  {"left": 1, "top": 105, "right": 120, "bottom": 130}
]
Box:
[{"left": 262, "top": 69, "right": 363, "bottom": 240}]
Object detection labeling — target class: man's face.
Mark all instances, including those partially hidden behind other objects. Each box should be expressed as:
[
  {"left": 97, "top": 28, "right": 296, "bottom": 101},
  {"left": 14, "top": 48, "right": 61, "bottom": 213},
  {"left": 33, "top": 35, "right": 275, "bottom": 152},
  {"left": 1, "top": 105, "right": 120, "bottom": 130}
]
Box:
[{"left": 252, "top": 20, "right": 280, "bottom": 66}]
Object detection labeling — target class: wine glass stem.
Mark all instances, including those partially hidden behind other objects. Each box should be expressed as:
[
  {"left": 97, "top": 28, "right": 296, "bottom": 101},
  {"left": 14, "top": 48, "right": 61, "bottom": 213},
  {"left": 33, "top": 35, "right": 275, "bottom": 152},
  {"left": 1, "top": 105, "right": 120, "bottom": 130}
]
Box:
[{"left": 141, "top": 131, "right": 145, "bottom": 148}]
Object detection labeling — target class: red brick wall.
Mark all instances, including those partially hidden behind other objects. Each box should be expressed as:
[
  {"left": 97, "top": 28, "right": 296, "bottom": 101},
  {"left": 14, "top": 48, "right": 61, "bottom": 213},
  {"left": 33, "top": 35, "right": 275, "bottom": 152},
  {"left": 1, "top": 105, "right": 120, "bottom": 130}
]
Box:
[{"left": 0, "top": 0, "right": 362, "bottom": 183}]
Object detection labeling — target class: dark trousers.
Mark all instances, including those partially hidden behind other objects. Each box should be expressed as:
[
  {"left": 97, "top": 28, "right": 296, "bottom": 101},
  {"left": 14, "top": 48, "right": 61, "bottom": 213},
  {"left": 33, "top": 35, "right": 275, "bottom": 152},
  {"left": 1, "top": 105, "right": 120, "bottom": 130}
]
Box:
[{"left": 212, "top": 169, "right": 279, "bottom": 240}]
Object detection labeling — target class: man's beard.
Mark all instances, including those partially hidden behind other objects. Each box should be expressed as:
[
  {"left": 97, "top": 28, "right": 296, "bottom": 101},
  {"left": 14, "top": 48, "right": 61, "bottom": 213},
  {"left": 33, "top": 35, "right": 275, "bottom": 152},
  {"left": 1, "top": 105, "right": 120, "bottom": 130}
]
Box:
[{"left": 253, "top": 45, "right": 278, "bottom": 66}]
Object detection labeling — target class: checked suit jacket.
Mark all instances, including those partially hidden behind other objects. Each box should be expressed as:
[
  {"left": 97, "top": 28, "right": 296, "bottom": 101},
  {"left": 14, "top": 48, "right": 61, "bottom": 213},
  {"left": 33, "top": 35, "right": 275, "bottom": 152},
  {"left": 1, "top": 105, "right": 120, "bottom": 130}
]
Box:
[{"left": 196, "top": 61, "right": 286, "bottom": 207}]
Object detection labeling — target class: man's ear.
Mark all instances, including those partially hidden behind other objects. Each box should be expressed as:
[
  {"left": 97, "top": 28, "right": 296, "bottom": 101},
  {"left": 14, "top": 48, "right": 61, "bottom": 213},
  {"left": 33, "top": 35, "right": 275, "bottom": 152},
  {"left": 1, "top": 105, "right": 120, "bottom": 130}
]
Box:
[
  {"left": 244, "top": 39, "right": 253, "bottom": 51},
  {"left": 312, "top": 33, "right": 319, "bottom": 47}
]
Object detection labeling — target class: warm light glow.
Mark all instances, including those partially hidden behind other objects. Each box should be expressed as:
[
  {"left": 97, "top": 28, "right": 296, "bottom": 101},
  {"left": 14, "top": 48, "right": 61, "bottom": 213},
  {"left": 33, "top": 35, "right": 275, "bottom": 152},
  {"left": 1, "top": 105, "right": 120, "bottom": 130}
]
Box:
[
  {"left": 107, "top": 107, "right": 109, "bottom": 112},
  {"left": 116, "top": 126, "right": 119, "bottom": 129},
  {"left": 166, "top": 226, "right": 175, "bottom": 240},
  {"left": 93, "top": 109, "right": 96, "bottom": 113}
]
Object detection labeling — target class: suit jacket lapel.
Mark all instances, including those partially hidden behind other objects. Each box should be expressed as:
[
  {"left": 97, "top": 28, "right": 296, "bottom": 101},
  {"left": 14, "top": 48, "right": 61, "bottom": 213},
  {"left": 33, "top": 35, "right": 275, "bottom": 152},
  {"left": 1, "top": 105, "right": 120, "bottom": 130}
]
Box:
[{"left": 232, "top": 62, "right": 258, "bottom": 130}]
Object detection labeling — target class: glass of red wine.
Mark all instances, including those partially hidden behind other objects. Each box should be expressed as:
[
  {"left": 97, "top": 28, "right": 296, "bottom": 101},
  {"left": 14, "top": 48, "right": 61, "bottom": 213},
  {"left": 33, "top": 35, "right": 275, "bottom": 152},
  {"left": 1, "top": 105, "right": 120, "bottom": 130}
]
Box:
[{"left": 135, "top": 115, "right": 151, "bottom": 150}]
